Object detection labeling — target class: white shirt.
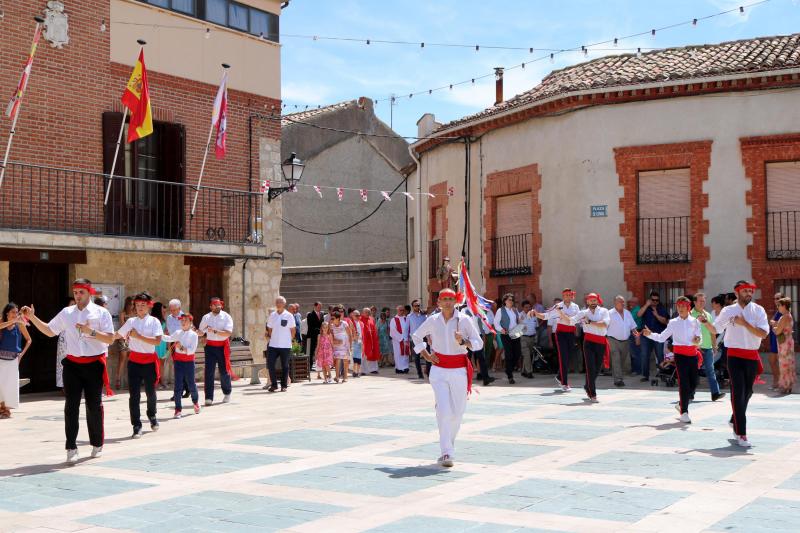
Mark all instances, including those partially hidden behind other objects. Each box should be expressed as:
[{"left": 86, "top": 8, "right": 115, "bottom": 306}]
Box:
[
  {"left": 521, "top": 312, "right": 538, "bottom": 337},
  {"left": 714, "top": 301, "right": 769, "bottom": 350},
  {"left": 267, "top": 309, "right": 295, "bottom": 349},
  {"left": 542, "top": 301, "right": 580, "bottom": 328},
  {"left": 412, "top": 310, "right": 484, "bottom": 356},
  {"left": 647, "top": 315, "right": 701, "bottom": 346},
  {"left": 199, "top": 310, "right": 234, "bottom": 342},
  {"left": 117, "top": 315, "right": 163, "bottom": 354},
  {"left": 494, "top": 306, "right": 519, "bottom": 333},
  {"left": 166, "top": 312, "right": 183, "bottom": 336},
  {"left": 570, "top": 306, "right": 611, "bottom": 336},
  {"left": 607, "top": 308, "right": 638, "bottom": 340},
  {"left": 164, "top": 329, "right": 199, "bottom": 355},
  {"left": 390, "top": 315, "right": 408, "bottom": 342},
  {"left": 48, "top": 302, "right": 114, "bottom": 357}
]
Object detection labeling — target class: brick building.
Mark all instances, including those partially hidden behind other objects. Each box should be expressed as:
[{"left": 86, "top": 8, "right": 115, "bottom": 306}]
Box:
[
  {"left": 0, "top": 0, "right": 284, "bottom": 390},
  {"left": 408, "top": 33, "right": 800, "bottom": 347}
]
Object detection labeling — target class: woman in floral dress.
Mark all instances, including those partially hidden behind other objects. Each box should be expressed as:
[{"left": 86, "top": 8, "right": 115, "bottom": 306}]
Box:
[{"left": 772, "top": 297, "right": 795, "bottom": 394}]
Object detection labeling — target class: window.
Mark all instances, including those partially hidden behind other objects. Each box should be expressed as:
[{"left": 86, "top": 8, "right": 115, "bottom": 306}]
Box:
[
  {"left": 637, "top": 168, "right": 690, "bottom": 263},
  {"left": 492, "top": 193, "right": 532, "bottom": 277},
  {"left": 205, "top": 0, "right": 227, "bottom": 24},
  {"left": 766, "top": 162, "right": 800, "bottom": 259},
  {"left": 228, "top": 2, "right": 249, "bottom": 31},
  {"left": 146, "top": 0, "right": 169, "bottom": 7},
  {"left": 644, "top": 281, "right": 686, "bottom": 318},
  {"left": 171, "top": 0, "right": 195, "bottom": 14}
]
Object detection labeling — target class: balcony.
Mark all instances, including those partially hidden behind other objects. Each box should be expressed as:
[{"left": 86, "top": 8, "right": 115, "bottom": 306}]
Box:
[
  {"left": 767, "top": 211, "right": 800, "bottom": 260},
  {"left": 428, "top": 239, "right": 441, "bottom": 279},
  {"left": 0, "top": 162, "right": 263, "bottom": 245},
  {"left": 490, "top": 232, "right": 532, "bottom": 277},
  {"left": 637, "top": 216, "right": 690, "bottom": 264}
]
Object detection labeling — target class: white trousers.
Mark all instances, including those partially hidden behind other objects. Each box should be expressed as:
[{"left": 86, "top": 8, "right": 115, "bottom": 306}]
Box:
[
  {"left": 0, "top": 358, "right": 20, "bottom": 408},
  {"left": 364, "top": 359, "right": 379, "bottom": 373},
  {"left": 429, "top": 365, "right": 468, "bottom": 457},
  {"left": 393, "top": 340, "right": 409, "bottom": 370}
]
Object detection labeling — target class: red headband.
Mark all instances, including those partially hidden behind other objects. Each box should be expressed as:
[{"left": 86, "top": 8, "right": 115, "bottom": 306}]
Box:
[
  {"left": 439, "top": 289, "right": 465, "bottom": 304},
  {"left": 134, "top": 298, "right": 155, "bottom": 308},
  {"left": 211, "top": 299, "right": 224, "bottom": 307},
  {"left": 586, "top": 292, "right": 603, "bottom": 305},
  {"left": 73, "top": 283, "right": 97, "bottom": 295},
  {"left": 676, "top": 300, "right": 692, "bottom": 308},
  {"left": 180, "top": 313, "right": 194, "bottom": 321},
  {"left": 562, "top": 289, "right": 576, "bottom": 297},
  {"left": 734, "top": 282, "right": 757, "bottom": 292}
]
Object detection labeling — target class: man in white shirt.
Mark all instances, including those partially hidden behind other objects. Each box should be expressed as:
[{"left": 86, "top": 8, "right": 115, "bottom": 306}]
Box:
[
  {"left": 567, "top": 293, "right": 610, "bottom": 402},
  {"left": 535, "top": 289, "right": 580, "bottom": 391},
  {"left": 198, "top": 296, "right": 234, "bottom": 405},
  {"left": 494, "top": 293, "right": 521, "bottom": 384},
  {"left": 644, "top": 296, "right": 702, "bottom": 423},
  {"left": 407, "top": 299, "right": 428, "bottom": 379},
  {"left": 412, "top": 288, "right": 483, "bottom": 468},
  {"left": 390, "top": 305, "right": 409, "bottom": 374},
  {"left": 116, "top": 292, "right": 164, "bottom": 438},
  {"left": 265, "top": 295, "right": 296, "bottom": 392},
  {"left": 705, "top": 280, "right": 769, "bottom": 447},
  {"left": 22, "top": 278, "right": 115, "bottom": 463},
  {"left": 607, "top": 295, "right": 640, "bottom": 387},
  {"left": 519, "top": 300, "right": 539, "bottom": 379}
]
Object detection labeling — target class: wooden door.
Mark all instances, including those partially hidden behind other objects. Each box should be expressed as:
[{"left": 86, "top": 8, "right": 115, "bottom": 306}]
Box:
[
  {"left": 498, "top": 284, "right": 526, "bottom": 305},
  {"left": 189, "top": 263, "right": 225, "bottom": 327},
  {"left": 9, "top": 262, "right": 68, "bottom": 392}
]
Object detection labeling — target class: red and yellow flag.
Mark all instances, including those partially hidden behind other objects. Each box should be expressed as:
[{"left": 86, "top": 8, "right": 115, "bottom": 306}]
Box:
[{"left": 121, "top": 49, "right": 153, "bottom": 142}]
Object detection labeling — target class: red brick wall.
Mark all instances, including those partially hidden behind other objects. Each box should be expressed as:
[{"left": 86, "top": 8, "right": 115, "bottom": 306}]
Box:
[
  {"left": 740, "top": 134, "right": 800, "bottom": 308},
  {"left": 614, "top": 141, "right": 712, "bottom": 300},
  {"left": 0, "top": 1, "right": 279, "bottom": 238},
  {"left": 427, "top": 181, "right": 449, "bottom": 301},
  {"left": 482, "top": 164, "right": 542, "bottom": 302}
]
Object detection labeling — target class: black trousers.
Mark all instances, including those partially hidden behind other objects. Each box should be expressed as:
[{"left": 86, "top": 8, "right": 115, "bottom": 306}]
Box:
[
  {"left": 500, "top": 334, "right": 521, "bottom": 379},
  {"left": 728, "top": 356, "right": 758, "bottom": 436},
  {"left": 307, "top": 332, "right": 319, "bottom": 369},
  {"left": 128, "top": 361, "right": 158, "bottom": 429},
  {"left": 583, "top": 340, "right": 605, "bottom": 398},
  {"left": 414, "top": 352, "right": 431, "bottom": 378},
  {"left": 555, "top": 331, "right": 576, "bottom": 386},
  {"left": 472, "top": 346, "right": 490, "bottom": 383},
  {"left": 267, "top": 346, "right": 290, "bottom": 388},
  {"left": 675, "top": 354, "right": 699, "bottom": 414},
  {"left": 62, "top": 358, "right": 104, "bottom": 450}
]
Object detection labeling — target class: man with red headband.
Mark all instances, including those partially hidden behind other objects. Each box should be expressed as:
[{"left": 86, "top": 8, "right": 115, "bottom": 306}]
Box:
[
  {"left": 568, "top": 293, "right": 610, "bottom": 402},
  {"left": 534, "top": 288, "right": 580, "bottom": 392},
  {"left": 21, "top": 279, "right": 115, "bottom": 463},
  {"left": 704, "top": 280, "right": 769, "bottom": 447},
  {"left": 412, "top": 288, "right": 483, "bottom": 468},
  {"left": 643, "top": 296, "right": 702, "bottom": 424},
  {"left": 199, "top": 296, "right": 234, "bottom": 405},
  {"left": 116, "top": 291, "right": 164, "bottom": 438}
]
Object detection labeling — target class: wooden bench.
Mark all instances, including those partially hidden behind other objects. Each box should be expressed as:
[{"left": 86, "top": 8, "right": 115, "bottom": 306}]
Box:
[
  {"left": 193, "top": 341, "right": 261, "bottom": 382},
  {"left": 262, "top": 351, "right": 312, "bottom": 384}
]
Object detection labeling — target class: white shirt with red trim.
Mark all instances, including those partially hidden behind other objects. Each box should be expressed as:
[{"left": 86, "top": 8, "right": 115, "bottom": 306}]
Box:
[
  {"left": 570, "top": 306, "right": 611, "bottom": 336},
  {"left": 47, "top": 302, "right": 114, "bottom": 357},
  {"left": 117, "top": 315, "right": 163, "bottom": 354},
  {"left": 647, "top": 316, "right": 701, "bottom": 346},
  {"left": 542, "top": 302, "right": 580, "bottom": 328},
  {"left": 714, "top": 302, "right": 769, "bottom": 350},
  {"left": 199, "top": 311, "right": 234, "bottom": 342}
]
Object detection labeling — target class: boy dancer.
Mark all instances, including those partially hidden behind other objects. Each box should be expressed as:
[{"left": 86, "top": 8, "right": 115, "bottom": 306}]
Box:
[
  {"left": 116, "top": 292, "right": 163, "bottom": 438},
  {"left": 166, "top": 312, "right": 200, "bottom": 418}
]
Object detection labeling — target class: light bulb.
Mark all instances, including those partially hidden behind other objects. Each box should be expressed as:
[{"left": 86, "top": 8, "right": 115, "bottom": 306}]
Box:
[
  {"left": 739, "top": 6, "right": 745, "bottom": 15},
  {"left": 205, "top": 28, "right": 210, "bottom": 39},
  {"left": 636, "top": 47, "right": 642, "bottom": 57},
  {"left": 582, "top": 46, "right": 588, "bottom": 57},
  {"left": 550, "top": 53, "right": 554, "bottom": 63},
  {"left": 692, "top": 18, "right": 697, "bottom": 27},
  {"left": 651, "top": 29, "right": 656, "bottom": 39},
  {"left": 613, "top": 38, "right": 618, "bottom": 47}
]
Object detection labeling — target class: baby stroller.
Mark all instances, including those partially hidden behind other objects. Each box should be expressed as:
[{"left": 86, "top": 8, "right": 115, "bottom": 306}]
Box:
[{"left": 652, "top": 351, "right": 677, "bottom": 387}]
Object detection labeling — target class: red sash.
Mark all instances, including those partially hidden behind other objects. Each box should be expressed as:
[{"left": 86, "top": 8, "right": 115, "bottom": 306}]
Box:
[
  {"left": 393, "top": 317, "right": 409, "bottom": 355},
  {"left": 434, "top": 352, "right": 474, "bottom": 395},
  {"left": 207, "top": 339, "right": 240, "bottom": 380},
  {"left": 66, "top": 354, "right": 114, "bottom": 396},
  {"left": 672, "top": 344, "right": 703, "bottom": 368},
  {"left": 556, "top": 323, "right": 576, "bottom": 333},
  {"left": 727, "top": 347, "right": 764, "bottom": 377},
  {"left": 129, "top": 351, "right": 160, "bottom": 384},
  {"left": 584, "top": 332, "right": 610, "bottom": 369},
  {"left": 173, "top": 351, "right": 195, "bottom": 362}
]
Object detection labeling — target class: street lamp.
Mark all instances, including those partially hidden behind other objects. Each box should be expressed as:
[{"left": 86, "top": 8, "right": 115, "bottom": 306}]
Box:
[{"left": 268, "top": 152, "right": 305, "bottom": 202}]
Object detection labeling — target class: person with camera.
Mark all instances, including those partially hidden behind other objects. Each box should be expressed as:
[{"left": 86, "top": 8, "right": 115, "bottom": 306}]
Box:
[{"left": 637, "top": 291, "right": 669, "bottom": 383}]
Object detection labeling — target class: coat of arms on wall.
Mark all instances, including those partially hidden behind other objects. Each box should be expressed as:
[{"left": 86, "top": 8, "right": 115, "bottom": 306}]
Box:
[{"left": 42, "top": 1, "right": 69, "bottom": 49}]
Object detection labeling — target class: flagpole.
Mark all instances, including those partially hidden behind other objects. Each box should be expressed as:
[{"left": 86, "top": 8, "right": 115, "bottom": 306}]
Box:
[
  {"left": 104, "top": 39, "right": 146, "bottom": 206},
  {"left": 191, "top": 63, "right": 230, "bottom": 220},
  {"left": 0, "top": 16, "right": 44, "bottom": 190}
]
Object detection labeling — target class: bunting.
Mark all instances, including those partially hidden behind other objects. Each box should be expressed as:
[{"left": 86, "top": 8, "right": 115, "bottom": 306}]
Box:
[
  {"left": 260, "top": 180, "right": 269, "bottom": 193},
  {"left": 337, "top": 187, "right": 344, "bottom": 201},
  {"left": 359, "top": 189, "right": 368, "bottom": 202},
  {"left": 314, "top": 185, "right": 323, "bottom": 198},
  {"left": 381, "top": 191, "right": 392, "bottom": 201}
]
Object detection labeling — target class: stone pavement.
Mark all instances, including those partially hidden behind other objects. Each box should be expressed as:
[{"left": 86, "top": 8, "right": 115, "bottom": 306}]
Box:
[{"left": 1, "top": 372, "right": 800, "bottom": 533}]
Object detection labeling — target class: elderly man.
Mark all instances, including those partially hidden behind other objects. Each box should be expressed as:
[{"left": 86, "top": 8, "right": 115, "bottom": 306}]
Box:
[
  {"left": 265, "top": 296, "right": 296, "bottom": 392},
  {"left": 607, "top": 295, "right": 639, "bottom": 387}
]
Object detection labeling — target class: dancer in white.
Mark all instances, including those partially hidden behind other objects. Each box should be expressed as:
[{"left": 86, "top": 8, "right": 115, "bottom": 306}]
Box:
[
  {"left": 534, "top": 289, "right": 580, "bottom": 391},
  {"left": 568, "top": 293, "right": 610, "bottom": 402},
  {"left": 390, "top": 305, "right": 410, "bottom": 374},
  {"left": 412, "top": 288, "right": 483, "bottom": 468}
]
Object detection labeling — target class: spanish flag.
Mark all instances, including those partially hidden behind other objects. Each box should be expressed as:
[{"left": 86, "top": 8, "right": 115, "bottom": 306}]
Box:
[{"left": 121, "top": 50, "right": 153, "bottom": 142}]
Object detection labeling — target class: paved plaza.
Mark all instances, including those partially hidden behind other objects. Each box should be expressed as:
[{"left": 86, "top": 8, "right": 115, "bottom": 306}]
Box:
[{"left": 1, "top": 373, "right": 800, "bottom": 533}]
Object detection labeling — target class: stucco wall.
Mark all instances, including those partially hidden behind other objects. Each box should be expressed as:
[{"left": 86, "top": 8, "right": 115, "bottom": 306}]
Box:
[
  {"left": 410, "top": 89, "right": 800, "bottom": 304},
  {"left": 226, "top": 258, "right": 281, "bottom": 364}
]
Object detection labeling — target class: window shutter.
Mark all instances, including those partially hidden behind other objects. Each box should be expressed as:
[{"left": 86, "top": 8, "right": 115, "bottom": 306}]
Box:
[
  {"left": 102, "top": 112, "right": 124, "bottom": 175},
  {"left": 495, "top": 193, "right": 532, "bottom": 237},
  {"left": 432, "top": 207, "right": 443, "bottom": 239},
  {"left": 766, "top": 162, "right": 800, "bottom": 257},
  {"left": 637, "top": 169, "right": 691, "bottom": 261}
]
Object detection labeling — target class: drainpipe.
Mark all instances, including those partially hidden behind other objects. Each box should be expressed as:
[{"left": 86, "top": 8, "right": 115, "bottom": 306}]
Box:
[{"left": 407, "top": 145, "right": 423, "bottom": 305}]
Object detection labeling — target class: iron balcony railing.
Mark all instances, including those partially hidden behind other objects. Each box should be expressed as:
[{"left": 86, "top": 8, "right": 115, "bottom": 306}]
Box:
[
  {"left": 428, "top": 239, "right": 441, "bottom": 279},
  {"left": 490, "top": 232, "right": 532, "bottom": 277},
  {"left": 637, "top": 216, "right": 690, "bottom": 264},
  {"left": 767, "top": 211, "right": 800, "bottom": 260},
  {"left": 0, "top": 161, "right": 263, "bottom": 244}
]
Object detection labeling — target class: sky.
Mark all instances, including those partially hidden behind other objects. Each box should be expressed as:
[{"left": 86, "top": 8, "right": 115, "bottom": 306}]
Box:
[{"left": 279, "top": 0, "right": 800, "bottom": 139}]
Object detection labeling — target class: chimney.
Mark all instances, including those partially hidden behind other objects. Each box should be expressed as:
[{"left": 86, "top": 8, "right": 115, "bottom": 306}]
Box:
[
  {"left": 494, "top": 67, "right": 504, "bottom": 105},
  {"left": 417, "top": 113, "right": 437, "bottom": 138}
]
